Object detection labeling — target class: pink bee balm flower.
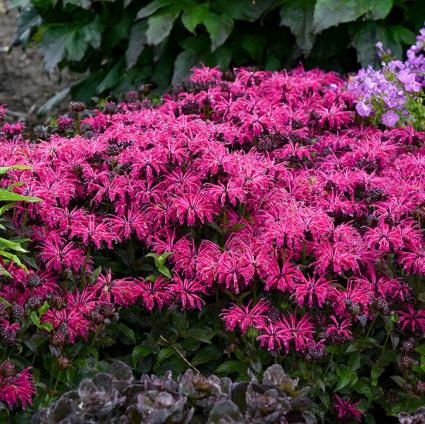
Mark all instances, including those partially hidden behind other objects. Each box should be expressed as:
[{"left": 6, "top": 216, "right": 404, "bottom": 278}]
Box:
[
  {"left": 0, "top": 366, "right": 35, "bottom": 409},
  {"left": 397, "top": 305, "right": 425, "bottom": 333},
  {"left": 220, "top": 299, "right": 270, "bottom": 334},
  {"left": 169, "top": 274, "right": 207, "bottom": 310},
  {"left": 333, "top": 395, "right": 364, "bottom": 422}
]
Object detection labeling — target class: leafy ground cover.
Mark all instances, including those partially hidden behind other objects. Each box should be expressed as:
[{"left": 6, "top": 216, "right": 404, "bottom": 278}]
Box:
[
  {"left": 9, "top": 0, "right": 424, "bottom": 106},
  {"left": 0, "top": 34, "right": 425, "bottom": 423}
]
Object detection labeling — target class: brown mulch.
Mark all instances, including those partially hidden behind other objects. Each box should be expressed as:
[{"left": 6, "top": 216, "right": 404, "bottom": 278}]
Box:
[{"left": 0, "top": 4, "right": 76, "bottom": 122}]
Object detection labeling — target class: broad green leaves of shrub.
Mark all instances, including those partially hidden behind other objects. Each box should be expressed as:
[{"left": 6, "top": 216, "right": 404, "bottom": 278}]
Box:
[{"left": 8, "top": 0, "right": 423, "bottom": 109}]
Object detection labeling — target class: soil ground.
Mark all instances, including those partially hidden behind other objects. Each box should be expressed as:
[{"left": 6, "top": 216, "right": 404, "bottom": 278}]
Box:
[{"left": 0, "top": 5, "right": 76, "bottom": 122}]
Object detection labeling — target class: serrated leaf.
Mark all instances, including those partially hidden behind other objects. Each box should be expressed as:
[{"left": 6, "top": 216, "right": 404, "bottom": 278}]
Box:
[
  {"left": 96, "top": 60, "right": 125, "bottom": 94},
  {"left": 218, "top": 0, "right": 275, "bottom": 22},
  {"left": 203, "top": 12, "right": 233, "bottom": 51},
  {"left": 126, "top": 20, "right": 148, "bottom": 68},
  {"left": 182, "top": 3, "right": 210, "bottom": 33},
  {"left": 368, "top": 0, "right": 393, "bottom": 20},
  {"left": 136, "top": 0, "right": 170, "bottom": 19},
  {"left": 280, "top": 0, "right": 315, "bottom": 55},
  {"left": 146, "top": 12, "right": 179, "bottom": 45},
  {"left": 313, "top": 0, "right": 369, "bottom": 34}
]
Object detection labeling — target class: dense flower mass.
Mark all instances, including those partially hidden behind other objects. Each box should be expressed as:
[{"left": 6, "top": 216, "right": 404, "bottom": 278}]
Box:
[
  {"left": 0, "top": 63, "right": 425, "bottom": 414},
  {"left": 349, "top": 28, "right": 425, "bottom": 129}
]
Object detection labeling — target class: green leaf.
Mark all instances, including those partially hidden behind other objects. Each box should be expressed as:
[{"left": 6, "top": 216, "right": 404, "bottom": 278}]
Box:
[
  {"left": 157, "top": 346, "right": 175, "bottom": 362},
  {"left": 313, "top": 0, "right": 369, "bottom": 34},
  {"left": 157, "top": 264, "right": 172, "bottom": 278},
  {"left": 280, "top": 0, "right": 315, "bottom": 55},
  {"left": 146, "top": 11, "right": 179, "bottom": 45},
  {"left": 39, "top": 24, "right": 75, "bottom": 72},
  {"left": 96, "top": 60, "right": 125, "bottom": 94},
  {"left": 348, "top": 352, "right": 361, "bottom": 371},
  {"left": 371, "top": 365, "right": 384, "bottom": 387},
  {"left": 0, "top": 189, "right": 40, "bottom": 203},
  {"left": 38, "top": 301, "right": 50, "bottom": 316},
  {"left": 136, "top": 0, "right": 170, "bottom": 19},
  {"left": 172, "top": 47, "right": 199, "bottom": 85},
  {"left": 203, "top": 13, "right": 233, "bottom": 51},
  {"left": 354, "top": 378, "right": 373, "bottom": 400},
  {"left": 126, "top": 20, "right": 148, "bottom": 69},
  {"left": 132, "top": 344, "right": 156, "bottom": 366},
  {"left": 216, "top": 0, "right": 275, "bottom": 22},
  {"left": 191, "top": 345, "right": 221, "bottom": 366},
  {"left": 335, "top": 365, "right": 356, "bottom": 391},
  {"left": 0, "top": 165, "right": 31, "bottom": 175},
  {"left": 0, "top": 203, "right": 15, "bottom": 217},
  {"left": 0, "top": 250, "right": 27, "bottom": 270},
  {"left": 216, "top": 360, "right": 247, "bottom": 375},
  {"left": 187, "top": 328, "right": 216, "bottom": 344},
  {"left": 114, "top": 323, "right": 136, "bottom": 344},
  {"left": 0, "top": 237, "right": 27, "bottom": 252},
  {"left": 182, "top": 3, "right": 210, "bottom": 33},
  {"left": 30, "top": 311, "right": 40, "bottom": 326},
  {"left": 416, "top": 344, "right": 425, "bottom": 355},
  {"left": 368, "top": 0, "right": 393, "bottom": 20},
  {"left": 38, "top": 322, "right": 53, "bottom": 332},
  {"left": 90, "top": 266, "right": 102, "bottom": 284}
]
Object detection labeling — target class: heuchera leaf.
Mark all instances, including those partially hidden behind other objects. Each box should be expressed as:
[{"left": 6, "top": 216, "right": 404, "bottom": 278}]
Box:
[
  {"left": 146, "top": 11, "right": 180, "bottom": 45},
  {"left": 280, "top": 0, "right": 315, "bottom": 55},
  {"left": 182, "top": 3, "right": 210, "bottom": 34},
  {"left": 203, "top": 12, "right": 234, "bottom": 51},
  {"left": 313, "top": 0, "right": 369, "bottom": 34},
  {"left": 368, "top": 0, "right": 393, "bottom": 20},
  {"left": 126, "top": 20, "right": 148, "bottom": 68}
]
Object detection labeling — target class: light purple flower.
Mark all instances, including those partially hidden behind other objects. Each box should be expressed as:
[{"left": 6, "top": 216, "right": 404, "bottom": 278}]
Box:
[
  {"left": 381, "top": 110, "right": 399, "bottom": 127},
  {"left": 355, "top": 101, "right": 372, "bottom": 117}
]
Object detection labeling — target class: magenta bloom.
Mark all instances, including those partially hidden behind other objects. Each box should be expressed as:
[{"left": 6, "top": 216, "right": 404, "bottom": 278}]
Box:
[
  {"left": 0, "top": 366, "right": 35, "bottom": 409},
  {"left": 220, "top": 299, "right": 270, "bottom": 334},
  {"left": 138, "top": 276, "right": 170, "bottom": 311},
  {"left": 293, "top": 274, "right": 335, "bottom": 308},
  {"left": 173, "top": 190, "right": 215, "bottom": 226},
  {"left": 169, "top": 274, "right": 207, "bottom": 310},
  {"left": 325, "top": 315, "right": 352, "bottom": 344},
  {"left": 397, "top": 305, "right": 425, "bottom": 333},
  {"left": 333, "top": 395, "right": 364, "bottom": 422}
]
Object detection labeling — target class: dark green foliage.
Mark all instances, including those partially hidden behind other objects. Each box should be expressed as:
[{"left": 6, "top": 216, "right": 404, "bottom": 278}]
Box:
[
  {"left": 9, "top": 0, "right": 424, "bottom": 106},
  {"left": 32, "top": 361, "right": 316, "bottom": 423}
]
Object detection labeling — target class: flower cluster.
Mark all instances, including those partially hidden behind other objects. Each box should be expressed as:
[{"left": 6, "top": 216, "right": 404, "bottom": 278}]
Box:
[
  {"left": 349, "top": 27, "right": 425, "bottom": 129},
  {"left": 0, "top": 63, "right": 424, "bottom": 412}
]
